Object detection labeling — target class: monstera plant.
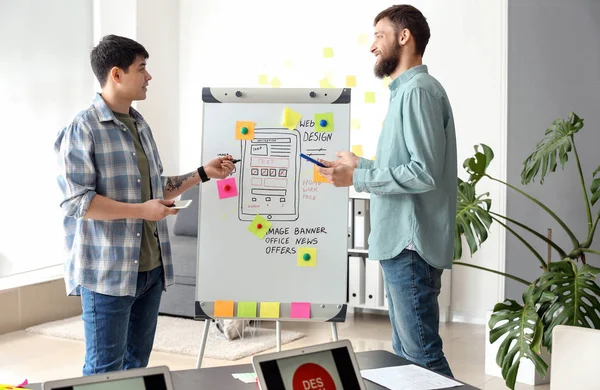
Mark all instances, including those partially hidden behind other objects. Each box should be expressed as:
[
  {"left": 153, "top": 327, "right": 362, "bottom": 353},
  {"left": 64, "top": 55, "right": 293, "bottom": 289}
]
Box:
[{"left": 453, "top": 113, "right": 600, "bottom": 389}]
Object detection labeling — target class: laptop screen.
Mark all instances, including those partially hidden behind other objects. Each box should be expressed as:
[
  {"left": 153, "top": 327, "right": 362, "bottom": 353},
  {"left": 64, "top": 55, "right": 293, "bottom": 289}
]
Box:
[
  {"left": 51, "top": 374, "right": 168, "bottom": 390},
  {"left": 259, "top": 346, "right": 363, "bottom": 389}
]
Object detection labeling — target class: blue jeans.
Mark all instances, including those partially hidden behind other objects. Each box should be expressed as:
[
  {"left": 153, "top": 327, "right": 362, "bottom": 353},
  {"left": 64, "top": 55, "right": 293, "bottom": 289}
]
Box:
[
  {"left": 379, "top": 250, "right": 453, "bottom": 378},
  {"left": 80, "top": 266, "right": 164, "bottom": 376}
]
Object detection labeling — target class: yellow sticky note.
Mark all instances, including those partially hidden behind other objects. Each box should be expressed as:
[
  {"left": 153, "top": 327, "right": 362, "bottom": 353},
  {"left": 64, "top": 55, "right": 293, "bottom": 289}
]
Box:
[
  {"left": 352, "top": 145, "right": 364, "bottom": 157},
  {"left": 323, "top": 47, "right": 334, "bottom": 58},
  {"left": 258, "top": 74, "right": 268, "bottom": 85},
  {"left": 214, "top": 300, "right": 234, "bottom": 317},
  {"left": 319, "top": 78, "right": 335, "bottom": 88},
  {"left": 260, "top": 302, "right": 280, "bottom": 318},
  {"left": 270, "top": 77, "right": 281, "bottom": 88},
  {"left": 237, "top": 302, "right": 257, "bottom": 318},
  {"left": 358, "top": 33, "right": 369, "bottom": 45},
  {"left": 248, "top": 214, "right": 272, "bottom": 239},
  {"left": 283, "top": 58, "right": 293, "bottom": 69},
  {"left": 351, "top": 119, "right": 361, "bottom": 130},
  {"left": 383, "top": 76, "right": 392, "bottom": 88},
  {"left": 371, "top": 155, "right": 376, "bottom": 161},
  {"left": 346, "top": 75, "right": 357, "bottom": 87},
  {"left": 282, "top": 107, "right": 302, "bottom": 130},
  {"left": 313, "top": 165, "right": 329, "bottom": 183},
  {"left": 298, "top": 247, "right": 317, "bottom": 267},
  {"left": 235, "top": 121, "right": 255, "bottom": 141},
  {"left": 314, "top": 112, "right": 334, "bottom": 132},
  {"left": 365, "top": 92, "right": 376, "bottom": 103}
]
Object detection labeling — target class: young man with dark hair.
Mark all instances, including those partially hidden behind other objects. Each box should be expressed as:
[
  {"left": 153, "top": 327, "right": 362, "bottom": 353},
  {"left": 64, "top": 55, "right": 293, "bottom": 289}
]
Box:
[
  {"left": 55, "top": 34, "right": 234, "bottom": 375},
  {"left": 317, "top": 5, "right": 457, "bottom": 377}
]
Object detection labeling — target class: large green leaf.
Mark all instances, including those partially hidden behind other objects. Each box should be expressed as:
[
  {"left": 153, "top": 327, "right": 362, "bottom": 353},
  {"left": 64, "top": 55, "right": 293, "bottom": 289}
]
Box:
[
  {"left": 463, "top": 144, "right": 494, "bottom": 184},
  {"left": 521, "top": 112, "right": 584, "bottom": 185},
  {"left": 591, "top": 165, "right": 600, "bottom": 207},
  {"left": 454, "top": 179, "right": 493, "bottom": 260},
  {"left": 489, "top": 285, "right": 554, "bottom": 390},
  {"left": 537, "top": 259, "right": 600, "bottom": 351}
]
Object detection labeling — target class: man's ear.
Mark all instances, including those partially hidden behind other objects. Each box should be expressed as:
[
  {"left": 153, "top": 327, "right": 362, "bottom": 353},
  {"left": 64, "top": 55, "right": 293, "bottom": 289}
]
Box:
[
  {"left": 398, "top": 28, "right": 411, "bottom": 46},
  {"left": 109, "top": 66, "right": 121, "bottom": 84}
]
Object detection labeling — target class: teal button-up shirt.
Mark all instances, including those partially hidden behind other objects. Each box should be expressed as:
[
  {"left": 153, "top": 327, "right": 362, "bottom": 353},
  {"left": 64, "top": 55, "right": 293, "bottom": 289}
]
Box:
[{"left": 353, "top": 65, "right": 457, "bottom": 269}]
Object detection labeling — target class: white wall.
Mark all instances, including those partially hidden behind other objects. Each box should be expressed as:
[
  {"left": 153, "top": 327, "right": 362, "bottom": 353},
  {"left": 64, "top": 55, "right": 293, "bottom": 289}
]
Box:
[
  {"left": 179, "top": 0, "right": 508, "bottom": 323},
  {"left": 0, "top": 0, "right": 94, "bottom": 288}
]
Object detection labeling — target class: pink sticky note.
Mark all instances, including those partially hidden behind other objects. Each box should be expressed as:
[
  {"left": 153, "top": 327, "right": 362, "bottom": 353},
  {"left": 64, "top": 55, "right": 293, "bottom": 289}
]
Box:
[
  {"left": 217, "top": 177, "right": 238, "bottom": 199},
  {"left": 290, "top": 302, "right": 311, "bottom": 319}
]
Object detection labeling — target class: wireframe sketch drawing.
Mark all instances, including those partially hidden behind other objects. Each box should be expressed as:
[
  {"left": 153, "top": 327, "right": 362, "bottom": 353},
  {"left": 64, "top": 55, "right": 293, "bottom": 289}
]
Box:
[{"left": 238, "top": 128, "right": 301, "bottom": 221}]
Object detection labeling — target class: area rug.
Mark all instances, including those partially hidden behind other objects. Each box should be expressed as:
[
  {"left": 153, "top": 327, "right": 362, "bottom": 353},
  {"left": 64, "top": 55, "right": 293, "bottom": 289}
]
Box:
[{"left": 25, "top": 315, "right": 304, "bottom": 361}]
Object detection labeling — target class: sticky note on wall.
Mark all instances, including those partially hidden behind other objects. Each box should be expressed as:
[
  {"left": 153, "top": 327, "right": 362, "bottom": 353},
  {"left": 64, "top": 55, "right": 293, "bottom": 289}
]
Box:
[
  {"left": 323, "top": 47, "right": 334, "bottom": 58},
  {"left": 260, "top": 302, "right": 280, "bottom": 318},
  {"left": 319, "top": 78, "right": 335, "bottom": 88},
  {"left": 352, "top": 145, "right": 364, "bottom": 157},
  {"left": 214, "top": 300, "right": 234, "bottom": 317},
  {"left": 248, "top": 214, "right": 272, "bottom": 239},
  {"left": 346, "top": 76, "right": 357, "bottom": 87},
  {"left": 235, "top": 121, "right": 255, "bottom": 140},
  {"left": 290, "top": 302, "right": 311, "bottom": 319},
  {"left": 351, "top": 119, "right": 361, "bottom": 130},
  {"left": 258, "top": 74, "right": 268, "bottom": 85},
  {"left": 298, "top": 247, "right": 317, "bottom": 267},
  {"left": 314, "top": 113, "right": 334, "bottom": 132},
  {"left": 217, "top": 177, "right": 238, "bottom": 199},
  {"left": 270, "top": 77, "right": 282, "bottom": 88},
  {"left": 365, "top": 92, "right": 376, "bottom": 103},
  {"left": 237, "top": 302, "right": 257, "bottom": 318}
]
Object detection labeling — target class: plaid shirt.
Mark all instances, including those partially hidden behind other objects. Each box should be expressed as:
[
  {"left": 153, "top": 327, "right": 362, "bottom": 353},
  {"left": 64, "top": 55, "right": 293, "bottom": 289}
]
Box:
[{"left": 55, "top": 93, "right": 174, "bottom": 297}]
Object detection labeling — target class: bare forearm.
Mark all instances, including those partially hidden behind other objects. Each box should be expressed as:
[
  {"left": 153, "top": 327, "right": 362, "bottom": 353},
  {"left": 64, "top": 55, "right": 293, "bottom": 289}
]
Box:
[
  {"left": 84, "top": 194, "right": 143, "bottom": 220},
  {"left": 164, "top": 170, "right": 201, "bottom": 200}
]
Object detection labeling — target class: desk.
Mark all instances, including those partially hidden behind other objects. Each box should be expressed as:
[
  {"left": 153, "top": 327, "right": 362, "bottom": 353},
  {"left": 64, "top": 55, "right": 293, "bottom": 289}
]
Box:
[{"left": 30, "top": 350, "right": 480, "bottom": 389}]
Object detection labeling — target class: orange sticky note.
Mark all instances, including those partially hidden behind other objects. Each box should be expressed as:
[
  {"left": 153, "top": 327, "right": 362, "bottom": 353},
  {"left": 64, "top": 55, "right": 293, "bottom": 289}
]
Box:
[
  {"left": 352, "top": 145, "right": 364, "bottom": 157},
  {"left": 313, "top": 165, "right": 329, "bottom": 183},
  {"left": 236, "top": 121, "right": 255, "bottom": 140},
  {"left": 365, "top": 92, "right": 376, "bottom": 103},
  {"left": 346, "top": 75, "right": 357, "bottom": 87},
  {"left": 260, "top": 302, "right": 280, "bottom": 318},
  {"left": 214, "top": 300, "right": 234, "bottom": 317}
]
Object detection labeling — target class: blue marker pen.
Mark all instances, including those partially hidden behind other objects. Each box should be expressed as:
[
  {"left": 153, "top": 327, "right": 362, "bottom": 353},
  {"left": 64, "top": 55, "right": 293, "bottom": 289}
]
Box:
[{"left": 300, "top": 153, "right": 326, "bottom": 167}]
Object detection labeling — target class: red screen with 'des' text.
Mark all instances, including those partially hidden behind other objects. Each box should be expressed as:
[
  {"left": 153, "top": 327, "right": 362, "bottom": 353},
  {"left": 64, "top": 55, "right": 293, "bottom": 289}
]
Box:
[{"left": 292, "top": 363, "right": 336, "bottom": 390}]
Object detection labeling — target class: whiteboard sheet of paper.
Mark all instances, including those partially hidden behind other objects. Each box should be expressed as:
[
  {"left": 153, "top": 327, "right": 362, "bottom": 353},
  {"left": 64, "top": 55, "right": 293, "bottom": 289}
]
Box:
[{"left": 361, "top": 365, "right": 463, "bottom": 390}]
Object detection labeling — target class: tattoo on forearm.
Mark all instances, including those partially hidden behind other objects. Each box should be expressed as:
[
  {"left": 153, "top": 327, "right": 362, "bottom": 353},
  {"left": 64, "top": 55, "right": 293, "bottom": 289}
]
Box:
[{"left": 166, "top": 171, "right": 197, "bottom": 192}]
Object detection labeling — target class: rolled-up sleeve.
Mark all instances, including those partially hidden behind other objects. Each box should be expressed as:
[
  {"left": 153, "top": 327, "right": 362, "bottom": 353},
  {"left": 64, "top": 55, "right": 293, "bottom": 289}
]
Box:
[{"left": 55, "top": 120, "right": 97, "bottom": 218}]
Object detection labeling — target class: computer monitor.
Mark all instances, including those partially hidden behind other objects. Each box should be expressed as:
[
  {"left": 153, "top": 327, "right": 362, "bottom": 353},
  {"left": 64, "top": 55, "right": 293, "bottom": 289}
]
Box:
[{"left": 42, "top": 366, "right": 174, "bottom": 390}]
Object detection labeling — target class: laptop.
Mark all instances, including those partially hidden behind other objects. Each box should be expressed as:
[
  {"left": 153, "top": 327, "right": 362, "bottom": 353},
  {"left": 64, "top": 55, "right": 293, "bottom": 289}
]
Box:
[
  {"left": 252, "top": 340, "right": 366, "bottom": 389},
  {"left": 42, "top": 366, "right": 174, "bottom": 390}
]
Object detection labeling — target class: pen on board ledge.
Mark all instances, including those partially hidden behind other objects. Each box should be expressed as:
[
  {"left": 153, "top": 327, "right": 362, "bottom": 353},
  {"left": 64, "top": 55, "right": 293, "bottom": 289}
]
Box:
[{"left": 299, "top": 153, "right": 326, "bottom": 167}]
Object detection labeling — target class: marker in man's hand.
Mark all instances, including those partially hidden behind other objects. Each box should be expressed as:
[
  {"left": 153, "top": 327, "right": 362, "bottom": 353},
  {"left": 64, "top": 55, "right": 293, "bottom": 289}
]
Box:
[{"left": 300, "top": 153, "right": 326, "bottom": 167}]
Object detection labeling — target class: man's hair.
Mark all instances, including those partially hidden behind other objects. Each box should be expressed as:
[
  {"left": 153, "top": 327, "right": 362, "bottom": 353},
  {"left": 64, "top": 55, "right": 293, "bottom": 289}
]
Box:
[
  {"left": 90, "top": 35, "right": 149, "bottom": 87},
  {"left": 374, "top": 5, "right": 431, "bottom": 56}
]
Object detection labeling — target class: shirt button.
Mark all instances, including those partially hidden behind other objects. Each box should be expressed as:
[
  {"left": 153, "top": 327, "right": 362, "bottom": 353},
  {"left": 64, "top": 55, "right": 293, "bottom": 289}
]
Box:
[
  {"left": 134, "top": 260, "right": 139, "bottom": 264},
  {"left": 137, "top": 233, "right": 141, "bottom": 237},
  {"left": 137, "top": 179, "right": 141, "bottom": 183},
  {"left": 133, "top": 152, "right": 136, "bottom": 156}
]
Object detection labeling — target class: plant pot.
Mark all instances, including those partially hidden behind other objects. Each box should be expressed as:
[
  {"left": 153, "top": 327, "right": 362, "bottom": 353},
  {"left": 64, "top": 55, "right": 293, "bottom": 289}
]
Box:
[{"left": 484, "top": 311, "right": 551, "bottom": 386}]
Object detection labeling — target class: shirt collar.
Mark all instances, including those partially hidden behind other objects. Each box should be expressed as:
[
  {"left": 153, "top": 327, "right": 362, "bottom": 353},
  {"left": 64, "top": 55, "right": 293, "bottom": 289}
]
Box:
[
  {"left": 93, "top": 93, "right": 145, "bottom": 124},
  {"left": 388, "top": 64, "right": 428, "bottom": 91}
]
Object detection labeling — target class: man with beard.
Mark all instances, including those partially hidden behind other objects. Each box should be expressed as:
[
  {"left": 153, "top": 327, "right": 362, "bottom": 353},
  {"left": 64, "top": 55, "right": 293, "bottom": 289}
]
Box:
[{"left": 316, "top": 5, "right": 457, "bottom": 377}]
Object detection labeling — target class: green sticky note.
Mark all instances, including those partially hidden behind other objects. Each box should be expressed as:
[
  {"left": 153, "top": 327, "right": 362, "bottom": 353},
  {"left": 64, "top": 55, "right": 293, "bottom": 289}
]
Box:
[
  {"left": 260, "top": 302, "right": 280, "bottom": 318},
  {"left": 237, "top": 302, "right": 257, "bottom": 318},
  {"left": 248, "top": 214, "right": 272, "bottom": 239},
  {"left": 323, "top": 47, "right": 334, "bottom": 58},
  {"left": 314, "top": 113, "right": 334, "bottom": 132},
  {"left": 365, "top": 92, "right": 376, "bottom": 103}
]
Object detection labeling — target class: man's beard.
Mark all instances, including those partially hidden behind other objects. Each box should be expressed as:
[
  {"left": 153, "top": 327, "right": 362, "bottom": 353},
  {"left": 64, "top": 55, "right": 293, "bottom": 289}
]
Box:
[{"left": 374, "top": 44, "right": 401, "bottom": 79}]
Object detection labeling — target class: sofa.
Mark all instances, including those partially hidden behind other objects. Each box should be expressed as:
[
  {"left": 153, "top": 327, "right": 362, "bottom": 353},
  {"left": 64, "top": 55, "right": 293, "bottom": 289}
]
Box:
[{"left": 159, "top": 185, "right": 200, "bottom": 318}]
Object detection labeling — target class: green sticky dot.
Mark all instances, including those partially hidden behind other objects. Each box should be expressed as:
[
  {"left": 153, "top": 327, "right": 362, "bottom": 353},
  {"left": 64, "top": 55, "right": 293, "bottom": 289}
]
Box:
[
  {"left": 241, "top": 127, "right": 249, "bottom": 134},
  {"left": 303, "top": 253, "right": 311, "bottom": 261}
]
